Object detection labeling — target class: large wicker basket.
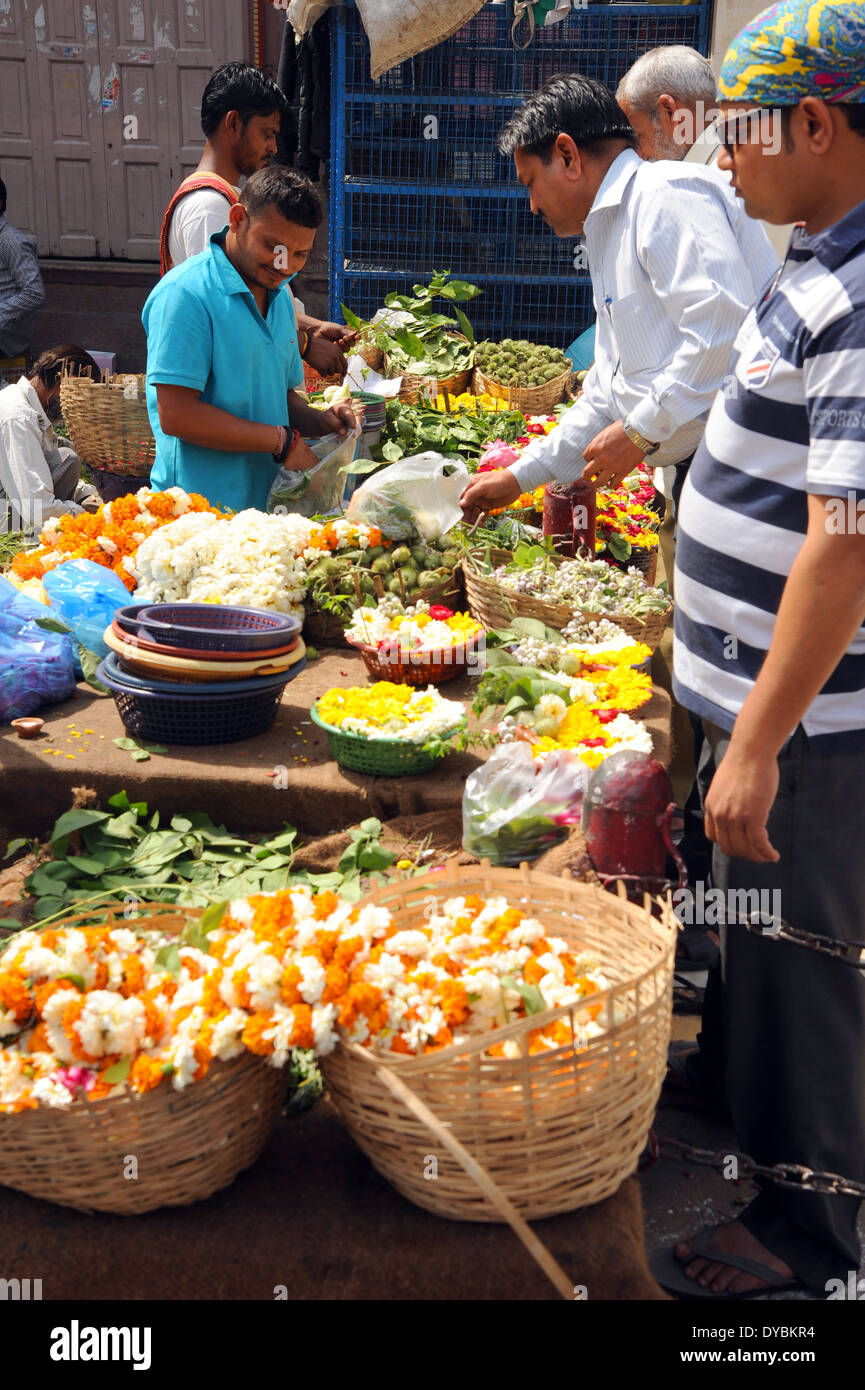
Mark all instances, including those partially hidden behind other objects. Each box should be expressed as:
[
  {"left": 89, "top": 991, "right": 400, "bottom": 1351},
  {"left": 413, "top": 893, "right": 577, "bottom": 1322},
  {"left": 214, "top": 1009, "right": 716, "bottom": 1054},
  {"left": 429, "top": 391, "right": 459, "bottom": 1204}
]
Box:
[
  {"left": 322, "top": 861, "right": 675, "bottom": 1292},
  {"left": 59, "top": 372, "right": 155, "bottom": 478},
  {"left": 0, "top": 903, "right": 290, "bottom": 1214},
  {"left": 385, "top": 332, "right": 473, "bottom": 404},
  {"left": 462, "top": 552, "right": 673, "bottom": 650},
  {"left": 473, "top": 364, "right": 572, "bottom": 413}
]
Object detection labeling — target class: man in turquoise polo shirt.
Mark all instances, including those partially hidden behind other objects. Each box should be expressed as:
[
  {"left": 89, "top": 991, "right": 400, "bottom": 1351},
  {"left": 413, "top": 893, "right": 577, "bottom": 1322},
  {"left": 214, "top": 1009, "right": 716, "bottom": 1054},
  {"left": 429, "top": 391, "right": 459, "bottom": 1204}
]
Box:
[{"left": 142, "top": 166, "right": 355, "bottom": 513}]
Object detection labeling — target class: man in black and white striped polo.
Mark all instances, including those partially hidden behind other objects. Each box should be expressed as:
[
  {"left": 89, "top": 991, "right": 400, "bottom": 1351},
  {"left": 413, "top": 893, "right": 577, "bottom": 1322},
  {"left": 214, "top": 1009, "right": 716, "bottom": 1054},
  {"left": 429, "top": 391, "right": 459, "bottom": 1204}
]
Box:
[{"left": 661, "top": 0, "right": 865, "bottom": 1301}]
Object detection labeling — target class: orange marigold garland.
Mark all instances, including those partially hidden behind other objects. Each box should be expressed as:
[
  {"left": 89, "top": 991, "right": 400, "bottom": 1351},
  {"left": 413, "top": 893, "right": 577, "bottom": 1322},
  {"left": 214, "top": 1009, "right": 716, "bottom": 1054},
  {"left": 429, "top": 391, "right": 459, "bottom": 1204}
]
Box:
[
  {"left": 0, "top": 886, "right": 614, "bottom": 1110},
  {"left": 9, "top": 487, "right": 224, "bottom": 592}
]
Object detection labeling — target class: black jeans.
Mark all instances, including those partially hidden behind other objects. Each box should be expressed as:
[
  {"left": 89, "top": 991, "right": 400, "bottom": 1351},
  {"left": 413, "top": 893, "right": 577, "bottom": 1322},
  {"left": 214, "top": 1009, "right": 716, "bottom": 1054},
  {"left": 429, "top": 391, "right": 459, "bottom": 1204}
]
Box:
[{"left": 697, "top": 719, "right": 865, "bottom": 1291}]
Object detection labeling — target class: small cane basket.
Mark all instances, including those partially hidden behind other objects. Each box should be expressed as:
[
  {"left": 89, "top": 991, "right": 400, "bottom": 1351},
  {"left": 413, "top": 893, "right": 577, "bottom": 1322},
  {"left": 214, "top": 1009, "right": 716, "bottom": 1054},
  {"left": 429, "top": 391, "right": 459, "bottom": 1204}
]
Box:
[
  {"left": 0, "top": 903, "right": 290, "bottom": 1214},
  {"left": 344, "top": 632, "right": 480, "bottom": 686},
  {"left": 322, "top": 861, "right": 675, "bottom": 1296},
  {"left": 303, "top": 567, "right": 464, "bottom": 650},
  {"left": 59, "top": 371, "right": 155, "bottom": 478},
  {"left": 462, "top": 550, "right": 672, "bottom": 650},
  {"left": 473, "top": 364, "right": 572, "bottom": 414},
  {"left": 385, "top": 333, "right": 473, "bottom": 404}
]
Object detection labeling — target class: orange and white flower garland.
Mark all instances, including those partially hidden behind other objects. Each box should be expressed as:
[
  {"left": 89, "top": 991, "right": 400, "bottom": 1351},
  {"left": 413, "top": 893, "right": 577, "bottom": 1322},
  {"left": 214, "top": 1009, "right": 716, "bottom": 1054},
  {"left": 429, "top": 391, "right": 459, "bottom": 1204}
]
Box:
[{"left": 0, "top": 887, "right": 613, "bottom": 1110}]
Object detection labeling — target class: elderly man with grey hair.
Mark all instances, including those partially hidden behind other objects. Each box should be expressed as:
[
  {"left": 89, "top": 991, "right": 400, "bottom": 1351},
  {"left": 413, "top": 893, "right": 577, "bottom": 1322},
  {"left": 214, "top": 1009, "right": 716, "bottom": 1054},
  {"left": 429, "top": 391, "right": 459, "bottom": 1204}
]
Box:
[{"left": 616, "top": 45, "right": 718, "bottom": 162}]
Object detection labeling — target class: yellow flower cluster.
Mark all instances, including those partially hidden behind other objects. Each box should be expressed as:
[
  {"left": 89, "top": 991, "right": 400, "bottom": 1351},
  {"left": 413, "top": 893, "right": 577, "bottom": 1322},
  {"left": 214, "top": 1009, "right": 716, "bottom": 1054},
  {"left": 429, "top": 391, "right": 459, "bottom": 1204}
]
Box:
[
  {"left": 432, "top": 392, "right": 502, "bottom": 413},
  {"left": 580, "top": 666, "right": 653, "bottom": 711},
  {"left": 315, "top": 682, "right": 463, "bottom": 742},
  {"left": 391, "top": 610, "right": 480, "bottom": 636}
]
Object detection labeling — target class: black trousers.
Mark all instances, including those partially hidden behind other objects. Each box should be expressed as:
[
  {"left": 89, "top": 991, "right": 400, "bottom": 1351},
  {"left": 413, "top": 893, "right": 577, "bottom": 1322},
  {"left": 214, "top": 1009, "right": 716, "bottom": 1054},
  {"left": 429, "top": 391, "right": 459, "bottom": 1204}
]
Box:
[{"left": 697, "top": 719, "right": 865, "bottom": 1290}]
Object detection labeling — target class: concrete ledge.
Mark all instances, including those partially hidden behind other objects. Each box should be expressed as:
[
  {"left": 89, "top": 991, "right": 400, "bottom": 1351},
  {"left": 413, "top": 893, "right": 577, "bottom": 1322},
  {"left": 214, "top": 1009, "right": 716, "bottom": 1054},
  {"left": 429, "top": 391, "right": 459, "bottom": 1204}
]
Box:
[{"left": 0, "top": 650, "right": 671, "bottom": 846}]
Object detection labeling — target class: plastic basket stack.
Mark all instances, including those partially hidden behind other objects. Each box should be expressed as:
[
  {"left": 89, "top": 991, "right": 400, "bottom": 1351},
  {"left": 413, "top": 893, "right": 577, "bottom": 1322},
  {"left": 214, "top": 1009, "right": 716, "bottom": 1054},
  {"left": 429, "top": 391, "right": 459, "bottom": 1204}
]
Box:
[{"left": 98, "top": 603, "right": 306, "bottom": 745}]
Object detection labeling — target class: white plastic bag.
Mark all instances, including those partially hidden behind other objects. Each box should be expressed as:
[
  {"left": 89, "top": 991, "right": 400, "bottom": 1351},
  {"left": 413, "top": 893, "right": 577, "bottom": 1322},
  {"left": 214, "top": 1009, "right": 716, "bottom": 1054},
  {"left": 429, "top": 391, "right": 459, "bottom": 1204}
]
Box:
[
  {"left": 267, "top": 427, "right": 360, "bottom": 517},
  {"left": 346, "top": 452, "right": 469, "bottom": 541},
  {"left": 462, "top": 742, "right": 589, "bottom": 865}
]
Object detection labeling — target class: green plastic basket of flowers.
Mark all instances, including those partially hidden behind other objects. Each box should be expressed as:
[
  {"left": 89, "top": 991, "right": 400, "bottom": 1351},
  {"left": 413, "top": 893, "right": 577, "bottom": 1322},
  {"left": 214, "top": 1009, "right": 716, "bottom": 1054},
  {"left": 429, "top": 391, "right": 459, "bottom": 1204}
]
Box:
[{"left": 310, "top": 706, "right": 466, "bottom": 776}]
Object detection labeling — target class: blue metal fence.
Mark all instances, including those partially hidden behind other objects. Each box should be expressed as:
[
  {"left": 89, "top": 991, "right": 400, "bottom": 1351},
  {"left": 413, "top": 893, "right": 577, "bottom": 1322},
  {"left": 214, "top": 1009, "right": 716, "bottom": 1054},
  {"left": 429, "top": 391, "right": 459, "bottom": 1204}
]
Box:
[{"left": 329, "top": 1, "right": 715, "bottom": 346}]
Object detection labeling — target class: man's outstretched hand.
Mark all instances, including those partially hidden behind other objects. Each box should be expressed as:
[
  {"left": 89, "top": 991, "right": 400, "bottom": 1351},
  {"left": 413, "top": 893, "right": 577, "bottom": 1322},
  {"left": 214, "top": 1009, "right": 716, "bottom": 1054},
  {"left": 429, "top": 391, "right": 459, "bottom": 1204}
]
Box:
[
  {"left": 460, "top": 468, "right": 522, "bottom": 524},
  {"left": 581, "top": 420, "right": 645, "bottom": 491}
]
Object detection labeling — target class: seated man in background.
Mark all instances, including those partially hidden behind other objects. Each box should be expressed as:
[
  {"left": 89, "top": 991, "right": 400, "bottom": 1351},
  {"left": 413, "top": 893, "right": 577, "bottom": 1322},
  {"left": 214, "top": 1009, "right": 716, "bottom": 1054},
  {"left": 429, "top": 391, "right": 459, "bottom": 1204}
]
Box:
[
  {"left": 0, "top": 178, "right": 45, "bottom": 363},
  {"left": 0, "top": 345, "right": 100, "bottom": 534}
]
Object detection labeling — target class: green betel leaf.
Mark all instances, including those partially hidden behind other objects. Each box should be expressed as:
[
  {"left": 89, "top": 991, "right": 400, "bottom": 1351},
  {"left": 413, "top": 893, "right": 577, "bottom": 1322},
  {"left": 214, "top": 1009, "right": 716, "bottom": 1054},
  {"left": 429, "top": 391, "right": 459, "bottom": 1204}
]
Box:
[
  {"left": 500, "top": 974, "right": 547, "bottom": 1017},
  {"left": 58, "top": 973, "right": 86, "bottom": 992},
  {"left": 453, "top": 307, "right": 475, "bottom": 345},
  {"left": 49, "top": 809, "right": 110, "bottom": 853},
  {"left": 130, "top": 749, "right": 150, "bottom": 762},
  {"left": 34, "top": 615, "right": 71, "bottom": 635},
  {"left": 114, "top": 738, "right": 138, "bottom": 751},
  {"left": 607, "top": 534, "right": 632, "bottom": 562},
  {"left": 199, "top": 900, "right": 227, "bottom": 935},
  {"left": 78, "top": 645, "right": 110, "bottom": 693},
  {"left": 3, "top": 838, "right": 28, "bottom": 860},
  {"left": 66, "top": 855, "right": 111, "bottom": 877},
  {"left": 103, "top": 1056, "right": 132, "bottom": 1084},
  {"left": 437, "top": 279, "right": 482, "bottom": 301},
  {"left": 340, "top": 303, "right": 363, "bottom": 331},
  {"left": 154, "top": 943, "right": 182, "bottom": 976}
]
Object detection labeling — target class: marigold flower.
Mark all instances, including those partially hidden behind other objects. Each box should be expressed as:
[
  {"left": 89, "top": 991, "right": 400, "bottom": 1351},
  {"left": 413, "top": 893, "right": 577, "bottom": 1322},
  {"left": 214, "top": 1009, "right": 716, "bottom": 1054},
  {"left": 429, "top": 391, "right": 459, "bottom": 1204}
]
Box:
[{"left": 129, "top": 1055, "right": 165, "bottom": 1094}]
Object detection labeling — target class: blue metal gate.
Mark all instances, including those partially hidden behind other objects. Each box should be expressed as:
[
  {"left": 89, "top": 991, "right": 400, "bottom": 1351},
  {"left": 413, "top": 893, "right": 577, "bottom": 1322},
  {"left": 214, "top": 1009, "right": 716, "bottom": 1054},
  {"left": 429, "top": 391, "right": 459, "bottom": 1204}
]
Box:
[{"left": 330, "top": 1, "right": 715, "bottom": 345}]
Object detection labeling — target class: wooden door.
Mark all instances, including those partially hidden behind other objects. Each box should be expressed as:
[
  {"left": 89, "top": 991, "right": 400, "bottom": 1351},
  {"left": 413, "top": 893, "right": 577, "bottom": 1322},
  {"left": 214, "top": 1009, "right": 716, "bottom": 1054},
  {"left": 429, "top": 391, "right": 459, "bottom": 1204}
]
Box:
[{"left": 26, "top": 0, "right": 111, "bottom": 256}]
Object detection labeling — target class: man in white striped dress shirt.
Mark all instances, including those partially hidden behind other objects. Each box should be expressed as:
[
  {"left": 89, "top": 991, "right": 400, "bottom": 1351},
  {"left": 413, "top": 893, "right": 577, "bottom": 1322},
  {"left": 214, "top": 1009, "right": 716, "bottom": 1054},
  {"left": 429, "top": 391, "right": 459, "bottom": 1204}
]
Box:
[
  {"left": 460, "top": 74, "right": 778, "bottom": 520},
  {"left": 658, "top": 0, "right": 865, "bottom": 1301}
]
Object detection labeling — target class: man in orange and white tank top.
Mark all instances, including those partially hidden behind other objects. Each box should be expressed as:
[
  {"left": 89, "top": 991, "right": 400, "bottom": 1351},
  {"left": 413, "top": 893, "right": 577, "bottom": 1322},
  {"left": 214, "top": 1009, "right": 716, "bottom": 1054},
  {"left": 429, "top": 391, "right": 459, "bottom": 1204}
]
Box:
[{"left": 160, "top": 62, "right": 355, "bottom": 380}]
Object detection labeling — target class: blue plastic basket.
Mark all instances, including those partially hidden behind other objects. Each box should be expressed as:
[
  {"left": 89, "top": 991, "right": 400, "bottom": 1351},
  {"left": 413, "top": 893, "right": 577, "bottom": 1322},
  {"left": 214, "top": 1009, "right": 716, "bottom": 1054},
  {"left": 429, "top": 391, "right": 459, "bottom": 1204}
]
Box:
[
  {"left": 330, "top": 1, "right": 713, "bottom": 345},
  {"left": 98, "top": 654, "right": 305, "bottom": 746},
  {"left": 130, "top": 604, "right": 302, "bottom": 653}
]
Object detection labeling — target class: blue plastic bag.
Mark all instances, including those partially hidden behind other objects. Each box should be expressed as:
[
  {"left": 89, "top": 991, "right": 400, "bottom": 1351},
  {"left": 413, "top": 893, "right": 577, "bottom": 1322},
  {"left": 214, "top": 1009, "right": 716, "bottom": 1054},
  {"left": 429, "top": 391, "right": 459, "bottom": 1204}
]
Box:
[
  {"left": 42, "top": 559, "right": 132, "bottom": 657},
  {"left": 0, "top": 576, "right": 77, "bottom": 723}
]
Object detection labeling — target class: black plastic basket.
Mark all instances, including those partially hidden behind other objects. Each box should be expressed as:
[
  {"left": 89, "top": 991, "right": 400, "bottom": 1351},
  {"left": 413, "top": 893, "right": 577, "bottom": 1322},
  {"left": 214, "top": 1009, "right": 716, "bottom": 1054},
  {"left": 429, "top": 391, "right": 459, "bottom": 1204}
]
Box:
[
  {"left": 128, "top": 604, "right": 302, "bottom": 653},
  {"left": 97, "top": 657, "right": 304, "bottom": 746}
]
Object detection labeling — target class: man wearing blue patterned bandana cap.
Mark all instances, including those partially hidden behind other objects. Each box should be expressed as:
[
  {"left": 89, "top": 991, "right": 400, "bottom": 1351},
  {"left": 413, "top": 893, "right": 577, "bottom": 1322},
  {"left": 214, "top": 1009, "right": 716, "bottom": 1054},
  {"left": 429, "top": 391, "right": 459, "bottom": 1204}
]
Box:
[{"left": 655, "top": 0, "right": 865, "bottom": 1301}]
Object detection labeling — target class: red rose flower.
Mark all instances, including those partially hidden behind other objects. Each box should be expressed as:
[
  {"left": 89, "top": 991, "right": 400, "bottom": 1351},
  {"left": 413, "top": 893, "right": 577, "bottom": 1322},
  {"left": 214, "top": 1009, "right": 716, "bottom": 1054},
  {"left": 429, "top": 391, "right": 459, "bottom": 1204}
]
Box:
[{"left": 428, "top": 605, "right": 453, "bottom": 620}]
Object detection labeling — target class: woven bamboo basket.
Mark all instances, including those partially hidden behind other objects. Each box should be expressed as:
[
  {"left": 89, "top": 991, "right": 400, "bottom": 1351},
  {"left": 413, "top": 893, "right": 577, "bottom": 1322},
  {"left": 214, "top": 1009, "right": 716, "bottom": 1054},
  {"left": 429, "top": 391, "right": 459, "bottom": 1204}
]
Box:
[
  {"left": 473, "top": 364, "right": 572, "bottom": 413},
  {"left": 344, "top": 632, "right": 480, "bottom": 685},
  {"left": 322, "top": 861, "right": 675, "bottom": 1295},
  {"left": 0, "top": 902, "right": 290, "bottom": 1214},
  {"left": 355, "top": 340, "right": 384, "bottom": 371},
  {"left": 605, "top": 546, "right": 658, "bottom": 587},
  {"left": 302, "top": 363, "right": 343, "bottom": 395},
  {"left": 385, "top": 333, "right": 473, "bottom": 404},
  {"left": 462, "top": 551, "right": 672, "bottom": 650},
  {"left": 304, "top": 565, "right": 464, "bottom": 649},
  {"left": 59, "top": 372, "right": 155, "bottom": 477}
]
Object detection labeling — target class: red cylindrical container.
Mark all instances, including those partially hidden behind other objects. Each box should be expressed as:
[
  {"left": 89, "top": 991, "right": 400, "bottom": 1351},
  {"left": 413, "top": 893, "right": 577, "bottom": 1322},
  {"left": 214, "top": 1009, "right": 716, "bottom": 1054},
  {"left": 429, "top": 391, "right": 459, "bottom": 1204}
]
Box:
[{"left": 543, "top": 481, "right": 597, "bottom": 557}]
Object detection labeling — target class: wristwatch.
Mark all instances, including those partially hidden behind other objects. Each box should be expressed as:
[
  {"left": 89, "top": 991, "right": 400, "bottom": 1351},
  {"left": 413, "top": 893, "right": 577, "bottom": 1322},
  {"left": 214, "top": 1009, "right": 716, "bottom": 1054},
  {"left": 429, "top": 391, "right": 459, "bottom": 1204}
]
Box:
[
  {"left": 273, "top": 427, "right": 300, "bottom": 465},
  {"left": 621, "top": 417, "right": 660, "bottom": 456}
]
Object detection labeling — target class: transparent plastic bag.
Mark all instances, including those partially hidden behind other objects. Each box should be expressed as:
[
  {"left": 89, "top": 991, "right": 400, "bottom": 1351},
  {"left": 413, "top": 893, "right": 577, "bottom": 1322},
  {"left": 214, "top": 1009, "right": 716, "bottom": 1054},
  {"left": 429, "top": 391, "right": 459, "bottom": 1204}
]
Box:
[
  {"left": 0, "top": 575, "right": 77, "bottom": 722},
  {"left": 346, "top": 452, "right": 469, "bottom": 541},
  {"left": 42, "top": 559, "right": 133, "bottom": 657},
  {"left": 267, "top": 427, "right": 361, "bottom": 518},
  {"left": 462, "top": 742, "right": 589, "bottom": 865}
]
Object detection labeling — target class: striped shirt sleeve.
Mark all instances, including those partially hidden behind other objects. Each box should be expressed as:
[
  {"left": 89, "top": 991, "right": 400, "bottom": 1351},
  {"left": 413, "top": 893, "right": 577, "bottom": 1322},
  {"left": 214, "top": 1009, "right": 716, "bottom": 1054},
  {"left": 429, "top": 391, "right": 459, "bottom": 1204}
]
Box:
[{"left": 803, "top": 308, "right": 865, "bottom": 493}]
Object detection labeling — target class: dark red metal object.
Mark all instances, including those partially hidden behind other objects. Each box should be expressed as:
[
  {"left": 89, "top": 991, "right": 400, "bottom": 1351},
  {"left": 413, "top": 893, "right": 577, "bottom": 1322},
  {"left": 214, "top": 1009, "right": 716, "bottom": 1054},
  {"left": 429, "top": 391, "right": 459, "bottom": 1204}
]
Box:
[
  {"left": 582, "top": 750, "right": 685, "bottom": 896},
  {"left": 542, "top": 481, "right": 597, "bottom": 557}
]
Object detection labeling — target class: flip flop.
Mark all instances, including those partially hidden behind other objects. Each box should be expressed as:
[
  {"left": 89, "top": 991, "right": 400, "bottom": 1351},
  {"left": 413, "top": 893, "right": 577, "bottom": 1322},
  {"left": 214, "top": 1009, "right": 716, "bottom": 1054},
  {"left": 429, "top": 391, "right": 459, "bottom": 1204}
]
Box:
[{"left": 651, "top": 1224, "right": 806, "bottom": 1300}]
